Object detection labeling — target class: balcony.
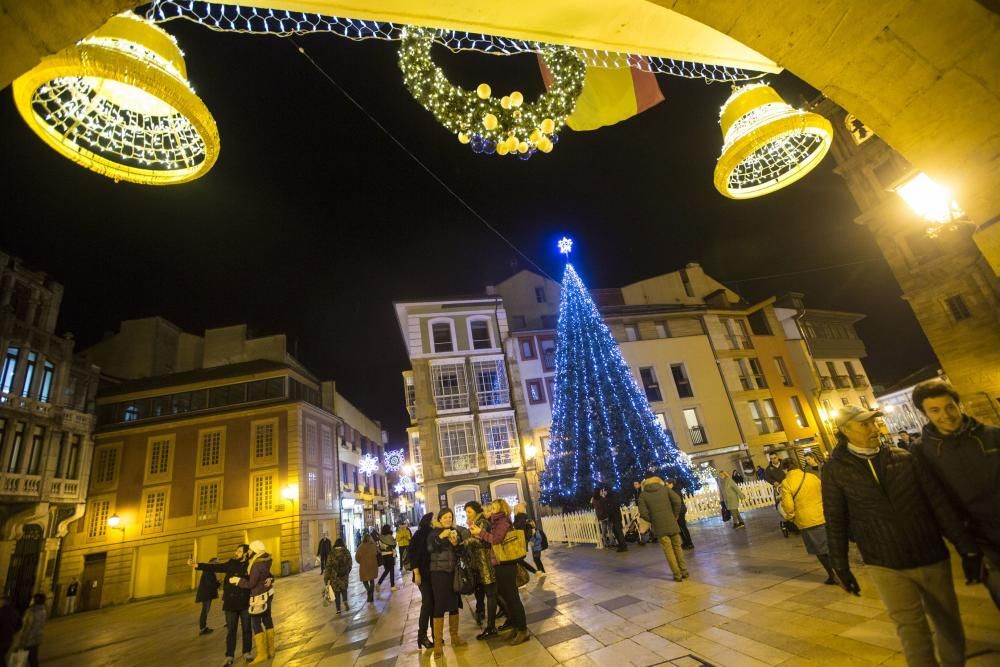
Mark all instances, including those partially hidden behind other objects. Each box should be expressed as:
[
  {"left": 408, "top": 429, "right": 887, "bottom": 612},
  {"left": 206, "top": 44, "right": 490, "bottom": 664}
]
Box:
[
  {"left": 48, "top": 479, "right": 81, "bottom": 500},
  {"left": 0, "top": 394, "right": 54, "bottom": 417},
  {"left": 1, "top": 473, "right": 42, "bottom": 497},
  {"left": 689, "top": 426, "right": 707, "bottom": 445},
  {"left": 820, "top": 377, "right": 834, "bottom": 390},
  {"left": 851, "top": 375, "right": 869, "bottom": 389},
  {"left": 835, "top": 375, "right": 851, "bottom": 389},
  {"left": 442, "top": 454, "right": 478, "bottom": 477}
]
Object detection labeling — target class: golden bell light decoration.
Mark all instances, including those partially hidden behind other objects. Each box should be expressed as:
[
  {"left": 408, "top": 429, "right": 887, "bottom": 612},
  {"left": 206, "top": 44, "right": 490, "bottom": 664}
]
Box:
[
  {"left": 12, "top": 11, "right": 219, "bottom": 185},
  {"left": 713, "top": 83, "right": 832, "bottom": 199}
]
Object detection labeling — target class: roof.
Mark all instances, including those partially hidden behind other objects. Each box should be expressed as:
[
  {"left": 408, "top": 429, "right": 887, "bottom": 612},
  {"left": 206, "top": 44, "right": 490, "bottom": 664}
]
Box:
[
  {"left": 99, "top": 359, "right": 316, "bottom": 398},
  {"left": 878, "top": 363, "right": 945, "bottom": 397}
]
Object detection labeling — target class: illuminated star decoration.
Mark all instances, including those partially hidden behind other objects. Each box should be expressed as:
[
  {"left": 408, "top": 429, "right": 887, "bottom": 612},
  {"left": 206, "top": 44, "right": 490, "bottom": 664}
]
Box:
[
  {"left": 383, "top": 448, "right": 406, "bottom": 472},
  {"left": 394, "top": 476, "right": 415, "bottom": 494},
  {"left": 358, "top": 454, "right": 380, "bottom": 477},
  {"left": 558, "top": 237, "right": 573, "bottom": 257}
]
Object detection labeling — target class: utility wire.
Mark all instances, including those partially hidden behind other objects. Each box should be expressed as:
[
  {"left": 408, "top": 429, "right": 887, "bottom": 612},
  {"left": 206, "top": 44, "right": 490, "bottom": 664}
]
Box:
[
  {"left": 723, "top": 258, "right": 880, "bottom": 284},
  {"left": 290, "top": 39, "right": 555, "bottom": 281}
]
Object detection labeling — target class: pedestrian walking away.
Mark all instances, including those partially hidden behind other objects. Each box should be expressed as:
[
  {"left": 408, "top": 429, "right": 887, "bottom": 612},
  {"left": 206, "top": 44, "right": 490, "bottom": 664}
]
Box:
[
  {"left": 823, "top": 405, "right": 982, "bottom": 667},
  {"left": 778, "top": 463, "right": 836, "bottom": 584},
  {"left": 231, "top": 540, "right": 276, "bottom": 665},
  {"left": 356, "top": 534, "right": 379, "bottom": 603},
  {"left": 317, "top": 532, "right": 332, "bottom": 573},
  {"left": 193, "top": 557, "right": 221, "bottom": 635},
  {"left": 465, "top": 501, "right": 500, "bottom": 639},
  {"left": 529, "top": 518, "right": 548, "bottom": 576},
  {"left": 717, "top": 471, "right": 746, "bottom": 528},
  {"left": 14, "top": 594, "right": 47, "bottom": 667},
  {"left": 324, "top": 538, "right": 353, "bottom": 613},
  {"left": 639, "top": 476, "right": 689, "bottom": 581},
  {"left": 377, "top": 525, "right": 399, "bottom": 590},
  {"left": 470, "top": 498, "right": 530, "bottom": 646},
  {"left": 0, "top": 594, "right": 22, "bottom": 665},
  {"left": 408, "top": 512, "right": 436, "bottom": 650},
  {"left": 910, "top": 379, "right": 1000, "bottom": 609},
  {"left": 191, "top": 544, "right": 254, "bottom": 665},
  {"left": 395, "top": 522, "right": 412, "bottom": 573},
  {"left": 63, "top": 578, "right": 79, "bottom": 616},
  {"left": 427, "top": 508, "right": 471, "bottom": 656},
  {"left": 666, "top": 479, "right": 694, "bottom": 549}
]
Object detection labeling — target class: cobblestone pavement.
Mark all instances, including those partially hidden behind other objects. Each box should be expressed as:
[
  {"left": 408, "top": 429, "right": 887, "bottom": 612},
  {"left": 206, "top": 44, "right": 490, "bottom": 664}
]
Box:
[{"left": 39, "top": 509, "right": 1000, "bottom": 667}]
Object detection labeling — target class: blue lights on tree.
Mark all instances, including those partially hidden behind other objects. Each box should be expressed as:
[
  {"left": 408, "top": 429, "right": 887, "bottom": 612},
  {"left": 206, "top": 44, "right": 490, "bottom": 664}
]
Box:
[{"left": 540, "top": 261, "right": 699, "bottom": 509}]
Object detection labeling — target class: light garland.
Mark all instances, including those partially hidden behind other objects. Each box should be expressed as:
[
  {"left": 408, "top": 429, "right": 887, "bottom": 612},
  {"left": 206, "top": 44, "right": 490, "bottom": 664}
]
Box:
[
  {"left": 12, "top": 11, "right": 219, "bottom": 185},
  {"left": 358, "top": 453, "right": 380, "bottom": 476},
  {"left": 540, "top": 256, "right": 698, "bottom": 510},
  {"left": 399, "top": 26, "right": 584, "bottom": 158},
  {"left": 394, "top": 476, "right": 416, "bottom": 494},
  {"left": 148, "top": 0, "right": 765, "bottom": 83},
  {"left": 383, "top": 448, "right": 406, "bottom": 472}
]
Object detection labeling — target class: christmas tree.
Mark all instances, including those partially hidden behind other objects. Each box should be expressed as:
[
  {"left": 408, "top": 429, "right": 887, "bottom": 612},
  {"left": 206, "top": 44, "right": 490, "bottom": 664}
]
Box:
[{"left": 540, "top": 245, "right": 698, "bottom": 510}]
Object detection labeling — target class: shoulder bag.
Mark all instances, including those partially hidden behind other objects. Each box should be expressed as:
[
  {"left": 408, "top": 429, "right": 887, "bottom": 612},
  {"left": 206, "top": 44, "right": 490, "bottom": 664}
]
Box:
[
  {"left": 777, "top": 472, "right": 806, "bottom": 534},
  {"left": 491, "top": 528, "right": 527, "bottom": 563}
]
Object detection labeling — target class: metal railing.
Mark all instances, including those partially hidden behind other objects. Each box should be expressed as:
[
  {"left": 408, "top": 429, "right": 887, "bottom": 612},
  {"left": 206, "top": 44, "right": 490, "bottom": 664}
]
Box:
[
  {"left": 835, "top": 375, "right": 851, "bottom": 389},
  {"left": 689, "top": 426, "right": 707, "bottom": 445},
  {"left": 851, "top": 375, "right": 869, "bottom": 389}
]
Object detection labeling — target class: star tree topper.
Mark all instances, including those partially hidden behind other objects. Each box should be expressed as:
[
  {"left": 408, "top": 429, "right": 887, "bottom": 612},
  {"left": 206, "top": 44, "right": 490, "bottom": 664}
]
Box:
[{"left": 558, "top": 237, "right": 573, "bottom": 257}]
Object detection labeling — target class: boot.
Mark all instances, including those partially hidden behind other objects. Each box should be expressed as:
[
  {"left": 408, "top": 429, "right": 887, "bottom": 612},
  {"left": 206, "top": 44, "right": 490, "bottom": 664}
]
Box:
[
  {"left": 817, "top": 554, "right": 837, "bottom": 585},
  {"left": 432, "top": 618, "right": 445, "bottom": 657},
  {"left": 265, "top": 628, "right": 276, "bottom": 658},
  {"left": 248, "top": 633, "right": 268, "bottom": 665},
  {"left": 449, "top": 613, "right": 467, "bottom": 647}
]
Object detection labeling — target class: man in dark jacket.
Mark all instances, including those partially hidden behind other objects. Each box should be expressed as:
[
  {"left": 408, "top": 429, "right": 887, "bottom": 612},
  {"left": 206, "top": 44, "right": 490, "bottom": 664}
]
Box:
[
  {"left": 823, "top": 405, "right": 981, "bottom": 667},
  {"left": 911, "top": 380, "right": 1000, "bottom": 608},
  {"left": 195, "top": 558, "right": 221, "bottom": 635},
  {"left": 763, "top": 452, "right": 786, "bottom": 486},
  {"left": 317, "top": 533, "right": 332, "bottom": 572},
  {"left": 0, "top": 594, "right": 21, "bottom": 663},
  {"left": 190, "top": 545, "right": 252, "bottom": 665},
  {"left": 591, "top": 486, "right": 627, "bottom": 552},
  {"left": 638, "top": 477, "right": 688, "bottom": 581},
  {"left": 666, "top": 479, "right": 694, "bottom": 549}
]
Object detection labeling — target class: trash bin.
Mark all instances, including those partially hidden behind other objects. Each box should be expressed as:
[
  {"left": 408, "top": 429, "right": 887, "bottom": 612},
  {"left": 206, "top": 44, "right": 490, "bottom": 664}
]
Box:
[{"left": 281, "top": 560, "right": 290, "bottom": 577}]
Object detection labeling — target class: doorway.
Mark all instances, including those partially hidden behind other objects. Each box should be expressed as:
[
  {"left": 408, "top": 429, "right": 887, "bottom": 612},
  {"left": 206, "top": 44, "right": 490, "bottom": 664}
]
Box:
[
  {"left": 4, "top": 524, "right": 43, "bottom": 611},
  {"left": 79, "top": 552, "right": 107, "bottom": 611},
  {"left": 133, "top": 543, "right": 169, "bottom": 598}
]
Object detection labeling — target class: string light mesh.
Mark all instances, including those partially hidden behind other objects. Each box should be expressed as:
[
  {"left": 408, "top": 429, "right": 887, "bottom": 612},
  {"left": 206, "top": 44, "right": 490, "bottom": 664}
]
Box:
[
  {"left": 12, "top": 12, "right": 219, "bottom": 185},
  {"left": 540, "top": 261, "right": 698, "bottom": 510},
  {"left": 148, "top": 0, "right": 765, "bottom": 83},
  {"left": 713, "top": 83, "right": 832, "bottom": 199}
]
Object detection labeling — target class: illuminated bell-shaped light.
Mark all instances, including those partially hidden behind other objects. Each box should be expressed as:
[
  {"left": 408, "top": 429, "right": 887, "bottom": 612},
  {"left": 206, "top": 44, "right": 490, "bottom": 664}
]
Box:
[
  {"left": 713, "top": 83, "right": 832, "bottom": 199},
  {"left": 12, "top": 11, "right": 219, "bottom": 186},
  {"left": 476, "top": 83, "right": 492, "bottom": 99}
]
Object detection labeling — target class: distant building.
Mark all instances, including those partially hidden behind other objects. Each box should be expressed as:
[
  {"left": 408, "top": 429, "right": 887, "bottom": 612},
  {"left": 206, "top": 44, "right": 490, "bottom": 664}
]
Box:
[
  {"left": 0, "top": 250, "right": 99, "bottom": 612},
  {"left": 876, "top": 365, "right": 948, "bottom": 435}
]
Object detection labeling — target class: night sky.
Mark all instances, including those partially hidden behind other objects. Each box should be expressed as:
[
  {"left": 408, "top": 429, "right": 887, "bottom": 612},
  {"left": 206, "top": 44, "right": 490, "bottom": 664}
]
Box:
[{"left": 0, "top": 18, "right": 936, "bottom": 443}]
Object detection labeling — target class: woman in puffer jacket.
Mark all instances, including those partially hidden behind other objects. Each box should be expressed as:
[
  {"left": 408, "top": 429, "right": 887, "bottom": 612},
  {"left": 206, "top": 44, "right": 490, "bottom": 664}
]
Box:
[
  {"left": 323, "top": 538, "right": 353, "bottom": 613},
  {"left": 377, "top": 525, "right": 399, "bottom": 591},
  {"left": 426, "top": 508, "right": 470, "bottom": 656},
  {"left": 780, "top": 459, "right": 836, "bottom": 584},
  {"left": 231, "top": 540, "right": 275, "bottom": 665}
]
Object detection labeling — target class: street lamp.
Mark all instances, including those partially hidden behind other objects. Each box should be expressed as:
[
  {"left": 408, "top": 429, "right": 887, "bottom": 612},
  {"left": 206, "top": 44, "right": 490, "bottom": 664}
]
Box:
[
  {"left": 282, "top": 484, "right": 298, "bottom": 507},
  {"left": 893, "top": 172, "right": 968, "bottom": 234},
  {"left": 107, "top": 513, "right": 125, "bottom": 543}
]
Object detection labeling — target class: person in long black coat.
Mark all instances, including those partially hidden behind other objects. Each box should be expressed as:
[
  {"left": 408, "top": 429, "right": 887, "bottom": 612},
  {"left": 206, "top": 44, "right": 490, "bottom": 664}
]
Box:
[
  {"left": 190, "top": 545, "right": 253, "bottom": 665},
  {"left": 194, "top": 559, "right": 221, "bottom": 635},
  {"left": 0, "top": 594, "right": 21, "bottom": 664},
  {"left": 408, "top": 513, "right": 436, "bottom": 650}
]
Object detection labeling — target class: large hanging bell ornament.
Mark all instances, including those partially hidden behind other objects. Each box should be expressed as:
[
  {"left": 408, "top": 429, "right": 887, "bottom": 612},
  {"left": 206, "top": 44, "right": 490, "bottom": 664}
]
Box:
[
  {"left": 713, "top": 83, "right": 832, "bottom": 199},
  {"left": 12, "top": 11, "right": 219, "bottom": 185}
]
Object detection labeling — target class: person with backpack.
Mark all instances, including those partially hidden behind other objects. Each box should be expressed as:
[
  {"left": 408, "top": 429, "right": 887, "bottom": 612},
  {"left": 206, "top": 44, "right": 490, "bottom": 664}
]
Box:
[
  {"left": 190, "top": 545, "right": 253, "bottom": 666},
  {"left": 230, "top": 540, "right": 275, "bottom": 664},
  {"left": 377, "top": 525, "right": 399, "bottom": 591},
  {"left": 779, "top": 460, "right": 836, "bottom": 585},
  {"left": 324, "top": 538, "right": 353, "bottom": 614}
]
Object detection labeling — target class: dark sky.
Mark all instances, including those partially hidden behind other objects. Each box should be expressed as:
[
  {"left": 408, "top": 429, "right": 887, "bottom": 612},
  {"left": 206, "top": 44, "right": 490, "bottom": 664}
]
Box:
[{"left": 0, "top": 19, "right": 936, "bottom": 443}]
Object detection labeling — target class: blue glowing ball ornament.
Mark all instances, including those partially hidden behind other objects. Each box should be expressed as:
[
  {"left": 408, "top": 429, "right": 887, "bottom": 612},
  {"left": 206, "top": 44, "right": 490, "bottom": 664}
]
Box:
[
  {"left": 484, "top": 139, "right": 496, "bottom": 155},
  {"left": 550, "top": 134, "right": 560, "bottom": 145},
  {"left": 471, "top": 135, "right": 484, "bottom": 154}
]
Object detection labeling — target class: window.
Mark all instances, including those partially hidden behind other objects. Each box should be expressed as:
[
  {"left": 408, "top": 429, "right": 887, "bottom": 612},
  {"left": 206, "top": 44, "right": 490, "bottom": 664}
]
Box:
[
  {"left": 196, "top": 479, "right": 221, "bottom": 524},
  {"left": 655, "top": 322, "right": 669, "bottom": 339},
  {"left": 252, "top": 419, "right": 277, "bottom": 465},
  {"left": 683, "top": 408, "right": 707, "bottom": 445},
  {"left": 146, "top": 437, "right": 172, "bottom": 482},
  {"left": 748, "top": 358, "right": 768, "bottom": 389},
  {"left": 519, "top": 337, "right": 536, "bottom": 360},
  {"left": 38, "top": 361, "right": 55, "bottom": 403},
  {"left": 252, "top": 473, "right": 274, "bottom": 513},
  {"left": 430, "top": 362, "right": 469, "bottom": 411},
  {"left": 26, "top": 426, "right": 44, "bottom": 474},
  {"left": 307, "top": 470, "right": 318, "bottom": 504},
  {"left": 670, "top": 364, "right": 694, "bottom": 398},
  {"left": 624, "top": 325, "right": 639, "bottom": 342},
  {"left": 544, "top": 377, "right": 556, "bottom": 409},
  {"left": 748, "top": 401, "right": 768, "bottom": 434},
  {"left": 65, "top": 435, "right": 81, "bottom": 479},
  {"left": 93, "top": 446, "right": 119, "bottom": 487},
  {"left": 21, "top": 352, "right": 37, "bottom": 397},
  {"left": 763, "top": 399, "right": 783, "bottom": 432},
  {"left": 653, "top": 413, "right": 668, "bottom": 431},
  {"left": 1, "top": 347, "right": 19, "bottom": 396},
  {"left": 539, "top": 338, "right": 557, "bottom": 372},
  {"left": 7, "top": 422, "right": 26, "bottom": 473},
  {"left": 305, "top": 420, "right": 318, "bottom": 464},
  {"left": 437, "top": 419, "right": 478, "bottom": 475},
  {"left": 723, "top": 319, "right": 752, "bottom": 349},
  {"left": 469, "top": 319, "right": 492, "bottom": 350},
  {"left": 353, "top": 470, "right": 359, "bottom": 492},
  {"left": 822, "top": 399, "right": 833, "bottom": 415},
  {"left": 842, "top": 396, "right": 850, "bottom": 406},
  {"left": 321, "top": 426, "right": 333, "bottom": 466},
  {"left": 324, "top": 471, "right": 334, "bottom": 508},
  {"left": 87, "top": 499, "right": 110, "bottom": 539},
  {"left": 735, "top": 359, "right": 753, "bottom": 391},
  {"left": 639, "top": 367, "right": 662, "bottom": 402},
  {"left": 142, "top": 489, "right": 168, "bottom": 533},
  {"left": 525, "top": 379, "right": 545, "bottom": 404},
  {"left": 480, "top": 414, "right": 519, "bottom": 470},
  {"left": 534, "top": 287, "right": 546, "bottom": 303},
  {"left": 774, "top": 357, "right": 792, "bottom": 386},
  {"left": 472, "top": 358, "right": 510, "bottom": 407},
  {"left": 430, "top": 320, "right": 454, "bottom": 353},
  {"left": 860, "top": 395, "right": 871, "bottom": 409},
  {"left": 748, "top": 310, "right": 772, "bottom": 336},
  {"left": 790, "top": 396, "right": 808, "bottom": 428},
  {"left": 945, "top": 295, "right": 971, "bottom": 321},
  {"left": 198, "top": 428, "right": 224, "bottom": 475}
]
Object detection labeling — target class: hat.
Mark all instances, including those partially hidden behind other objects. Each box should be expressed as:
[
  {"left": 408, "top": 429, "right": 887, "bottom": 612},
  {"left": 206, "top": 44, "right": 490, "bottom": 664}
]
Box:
[
  {"left": 834, "top": 405, "right": 882, "bottom": 429},
  {"left": 249, "top": 540, "right": 267, "bottom": 554}
]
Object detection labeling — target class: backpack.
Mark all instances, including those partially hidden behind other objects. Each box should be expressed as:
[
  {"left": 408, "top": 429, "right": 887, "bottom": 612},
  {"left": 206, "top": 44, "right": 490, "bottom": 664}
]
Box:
[{"left": 539, "top": 529, "right": 548, "bottom": 551}]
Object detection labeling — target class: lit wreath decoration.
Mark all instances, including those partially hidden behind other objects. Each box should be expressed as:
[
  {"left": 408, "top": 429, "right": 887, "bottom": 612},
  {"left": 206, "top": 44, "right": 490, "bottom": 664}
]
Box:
[{"left": 398, "top": 26, "right": 585, "bottom": 158}]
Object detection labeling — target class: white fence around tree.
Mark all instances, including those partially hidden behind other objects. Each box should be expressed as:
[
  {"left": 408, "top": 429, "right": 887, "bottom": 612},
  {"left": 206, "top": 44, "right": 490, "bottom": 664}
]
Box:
[{"left": 541, "top": 480, "right": 776, "bottom": 548}]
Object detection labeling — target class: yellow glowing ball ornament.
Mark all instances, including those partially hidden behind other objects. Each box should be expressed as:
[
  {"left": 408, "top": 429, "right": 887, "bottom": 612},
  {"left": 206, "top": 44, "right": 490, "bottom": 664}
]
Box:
[
  {"left": 457, "top": 132, "right": 470, "bottom": 144},
  {"left": 541, "top": 118, "right": 556, "bottom": 134},
  {"left": 476, "top": 83, "right": 492, "bottom": 99},
  {"left": 529, "top": 129, "right": 543, "bottom": 144},
  {"left": 496, "top": 143, "right": 510, "bottom": 156},
  {"left": 500, "top": 96, "right": 511, "bottom": 110},
  {"left": 12, "top": 11, "right": 219, "bottom": 186},
  {"left": 538, "top": 139, "right": 554, "bottom": 153},
  {"left": 483, "top": 113, "right": 498, "bottom": 130},
  {"left": 509, "top": 91, "right": 524, "bottom": 108},
  {"left": 713, "top": 83, "right": 832, "bottom": 199}
]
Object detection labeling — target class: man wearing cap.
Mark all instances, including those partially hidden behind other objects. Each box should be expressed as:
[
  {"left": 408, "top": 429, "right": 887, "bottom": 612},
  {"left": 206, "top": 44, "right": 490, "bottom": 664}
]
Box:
[{"left": 822, "top": 405, "right": 980, "bottom": 667}]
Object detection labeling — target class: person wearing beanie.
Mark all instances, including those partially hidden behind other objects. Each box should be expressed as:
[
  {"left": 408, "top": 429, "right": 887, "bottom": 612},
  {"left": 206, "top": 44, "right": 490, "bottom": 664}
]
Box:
[{"left": 230, "top": 540, "right": 275, "bottom": 665}]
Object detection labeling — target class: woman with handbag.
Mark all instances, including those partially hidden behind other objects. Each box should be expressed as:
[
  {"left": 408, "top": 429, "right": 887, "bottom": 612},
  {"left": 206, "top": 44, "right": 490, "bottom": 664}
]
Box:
[
  {"left": 231, "top": 540, "right": 275, "bottom": 665},
  {"left": 718, "top": 472, "right": 746, "bottom": 529},
  {"left": 779, "top": 460, "right": 837, "bottom": 585},
  {"left": 377, "top": 525, "right": 398, "bottom": 591},
  {"left": 469, "top": 498, "right": 529, "bottom": 646},
  {"left": 324, "top": 538, "right": 353, "bottom": 614},
  {"left": 427, "top": 508, "right": 471, "bottom": 657}
]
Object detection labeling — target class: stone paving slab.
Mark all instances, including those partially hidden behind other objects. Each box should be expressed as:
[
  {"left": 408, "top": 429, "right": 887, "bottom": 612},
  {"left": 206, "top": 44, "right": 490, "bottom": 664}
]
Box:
[{"left": 35, "top": 509, "right": 1000, "bottom": 666}]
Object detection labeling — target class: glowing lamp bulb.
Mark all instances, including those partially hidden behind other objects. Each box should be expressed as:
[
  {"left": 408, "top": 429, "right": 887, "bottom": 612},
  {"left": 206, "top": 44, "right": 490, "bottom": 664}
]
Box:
[
  {"left": 282, "top": 485, "right": 298, "bottom": 501},
  {"left": 107, "top": 513, "right": 121, "bottom": 528},
  {"left": 524, "top": 444, "right": 538, "bottom": 460},
  {"left": 894, "top": 172, "right": 965, "bottom": 224}
]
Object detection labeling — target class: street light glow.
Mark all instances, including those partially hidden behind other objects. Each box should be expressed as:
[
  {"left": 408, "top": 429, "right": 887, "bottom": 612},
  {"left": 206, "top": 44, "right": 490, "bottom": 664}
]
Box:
[
  {"left": 107, "top": 513, "right": 121, "bottom": 528},
  {"left": 281, "top": 484, "right": 298, "bottom": 502},
  {"left": 894, "top": 172, "right": 964, "bottom": 224}
]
